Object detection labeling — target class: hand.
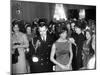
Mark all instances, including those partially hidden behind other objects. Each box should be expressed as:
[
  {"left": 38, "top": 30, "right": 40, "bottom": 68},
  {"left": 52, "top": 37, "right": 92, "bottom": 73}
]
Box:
[
  {"left": 60, "top": 65, "right": 68, "bottom": 70},
  {"left": 69, "top": 38, "right": 76, "bottom": 46},
  {"left": 12, "top": 45, "right": 19, "bottom": 49},
  {"left": 69, "top": 38, "right": 75, "bottom": 43},
  {"left": 66, "top": 64, "right": 71, "bottom": 70},
  {"left": 26, "top": 48, "right": 29, "bottom": 52},
  {"left": 36, "top": 40, "right": 41, "bottom": 47}
]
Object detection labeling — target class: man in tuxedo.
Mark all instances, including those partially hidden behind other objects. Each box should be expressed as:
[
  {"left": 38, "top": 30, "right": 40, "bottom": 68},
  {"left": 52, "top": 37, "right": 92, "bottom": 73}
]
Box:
[{"left": 30, "top": 19, "right": 54, "bottom": 73}]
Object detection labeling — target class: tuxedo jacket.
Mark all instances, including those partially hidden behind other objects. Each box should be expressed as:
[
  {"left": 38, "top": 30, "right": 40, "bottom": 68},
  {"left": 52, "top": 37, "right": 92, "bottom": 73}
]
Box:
[{"left": 33, "top": 32, "right": 54, "bottom": 68}]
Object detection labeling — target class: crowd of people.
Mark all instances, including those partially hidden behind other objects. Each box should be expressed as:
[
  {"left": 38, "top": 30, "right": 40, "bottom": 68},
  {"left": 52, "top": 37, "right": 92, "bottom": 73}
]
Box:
[{"left": 11, "top": 17, "right": 96, "bottom": 74}]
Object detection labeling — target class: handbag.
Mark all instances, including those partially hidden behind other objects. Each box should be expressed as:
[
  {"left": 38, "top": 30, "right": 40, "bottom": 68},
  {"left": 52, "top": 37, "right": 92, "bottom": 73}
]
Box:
[{"left": 12, "top": 48, "right": 19, "bottom": 64}]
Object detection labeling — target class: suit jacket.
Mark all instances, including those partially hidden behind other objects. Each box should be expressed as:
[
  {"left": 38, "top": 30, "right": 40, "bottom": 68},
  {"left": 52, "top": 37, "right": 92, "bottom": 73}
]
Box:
[
  {"left": 32, "top": 32, "right": 54, "bottom": 72},
  {"left": 36, "top": 33, "right": 53, "bottom": 60}
]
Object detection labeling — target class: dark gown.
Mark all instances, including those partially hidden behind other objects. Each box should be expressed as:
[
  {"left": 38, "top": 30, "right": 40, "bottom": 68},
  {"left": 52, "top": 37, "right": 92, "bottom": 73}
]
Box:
[
  {"left": 55, "top": 41, "right": 72, "bottom": 71},
  {"left": 71, "top": 30, "right": 78, "bottom": 70},
  {"left": 74, "top": 33, "right": 86, "bottom": 70},
  {"left": 26, "top": 34, "right": 35, "bottom": 73},
  {"left": 71, "top": 31, "right": 86, "bottom": 70}
]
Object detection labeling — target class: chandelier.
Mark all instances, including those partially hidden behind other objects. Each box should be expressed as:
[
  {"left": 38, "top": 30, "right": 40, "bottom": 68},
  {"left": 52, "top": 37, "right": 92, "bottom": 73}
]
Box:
[{"left": 53, "top": 4, "right": 67, "bottom": 21}]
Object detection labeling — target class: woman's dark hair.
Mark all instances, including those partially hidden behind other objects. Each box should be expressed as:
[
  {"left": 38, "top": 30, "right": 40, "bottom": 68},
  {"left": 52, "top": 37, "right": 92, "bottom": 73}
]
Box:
[
  {"left": 12, "top": 21, "right": 20, "bottom": 32},
  {"left": 84, "top": 29, "right": 92, "bottom": 39},
  {"left": 12, "top": 20, "right": 25, "bottom": 33},
  {"left": 58, "top": 26, "right": 68, "bottom": 35},
  {"left": 25, "top": 23, "right": 32, "bottom": 33},
  {"left": 75, "top": 20, "right": 87, "bottom": 30}
]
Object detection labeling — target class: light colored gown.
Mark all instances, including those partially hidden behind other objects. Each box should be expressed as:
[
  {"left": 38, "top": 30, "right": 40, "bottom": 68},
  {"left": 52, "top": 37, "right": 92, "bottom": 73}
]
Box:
[
  {"left": 12, "top": 32, "right": 29, "bottom": 74},
  {"left": 87, "top": 54, "right": 95, "bottom": 69}
]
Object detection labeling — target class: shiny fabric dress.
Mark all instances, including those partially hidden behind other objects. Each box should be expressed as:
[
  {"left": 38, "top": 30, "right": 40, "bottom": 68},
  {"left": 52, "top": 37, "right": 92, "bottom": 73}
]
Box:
[
  {"left": 12, "top": 32, "right": 29, "bottom": 74},
  {"left": 55, "top": 41, "right": 72, "bottom": 71}
]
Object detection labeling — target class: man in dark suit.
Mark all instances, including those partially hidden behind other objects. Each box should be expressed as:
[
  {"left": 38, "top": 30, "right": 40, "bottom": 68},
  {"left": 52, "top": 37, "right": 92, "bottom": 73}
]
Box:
[{"left": 30, "top": 19, "right": 54, "bottom": 73}]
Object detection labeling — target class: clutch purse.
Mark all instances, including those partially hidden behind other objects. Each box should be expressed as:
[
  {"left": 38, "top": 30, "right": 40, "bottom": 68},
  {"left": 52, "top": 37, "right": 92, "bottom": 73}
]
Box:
[{"left": 12, "top": 48, "right": 19, "bottom": 64}]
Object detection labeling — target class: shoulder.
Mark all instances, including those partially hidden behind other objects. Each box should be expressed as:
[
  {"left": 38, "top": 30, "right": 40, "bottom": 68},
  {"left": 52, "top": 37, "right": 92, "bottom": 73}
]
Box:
[
  {"left": 52, "top": 40, "right": 58, "bottom": 47},
  {"left": 12, "top": 32, "right": 15, "bottom": 37},
  {"left": 19, "top": 32, "right": 24, "bottom": 35},
  {"left": 20, "top": 32, "right": 27, "bottom": 38},
  {"left": 67, "top": 39, "right": 71, "bottom": 42},
  {"left": 66, "top": 38, "right": 71, "bottom": 44},
  {"left": 11, "top": 33, "right": 15, "bottom": 40},
  {"left": 52, "top": 43, "right": 56, "bottom": 49},
  {"left": 54, "top": 39, "right": 60, "bottom": 45},
  {"left": 66, "top": 40, "right": 71, "bottom": 47}
]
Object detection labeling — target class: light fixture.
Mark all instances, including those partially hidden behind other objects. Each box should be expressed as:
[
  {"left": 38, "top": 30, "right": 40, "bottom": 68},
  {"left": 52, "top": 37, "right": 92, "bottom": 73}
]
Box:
[
  {"left": 53, "top": 4, "right": 67, "bottom": 21},
  {"left": 79, "top": 9, "right": 85, "bottom": 19},
  {"left": 15, "top": 2, "right": 22, "bottom": 15}
]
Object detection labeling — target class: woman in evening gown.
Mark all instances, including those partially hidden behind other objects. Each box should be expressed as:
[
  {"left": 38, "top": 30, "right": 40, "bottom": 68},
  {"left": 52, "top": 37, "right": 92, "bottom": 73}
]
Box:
[
  {"left": 82, "top": 29, "right": 94, "bottom": 68},
  {"left": 11, "top": 22, "right": 29, "bottom": 74},
  {"left": 50, "top": 27, "right": 73, "bottom": 71},
  {"left": 25, "top": 24, "right": 35, "bottom": 73},
  {"left": 87, "top": 30, "right": 96, "bottom": 69}
]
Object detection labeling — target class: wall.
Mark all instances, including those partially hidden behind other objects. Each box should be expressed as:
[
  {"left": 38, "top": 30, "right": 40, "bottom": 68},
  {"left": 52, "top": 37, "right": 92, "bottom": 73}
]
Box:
[{"left": 11, "top": 1, "right": 51, "bottom": 23}]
